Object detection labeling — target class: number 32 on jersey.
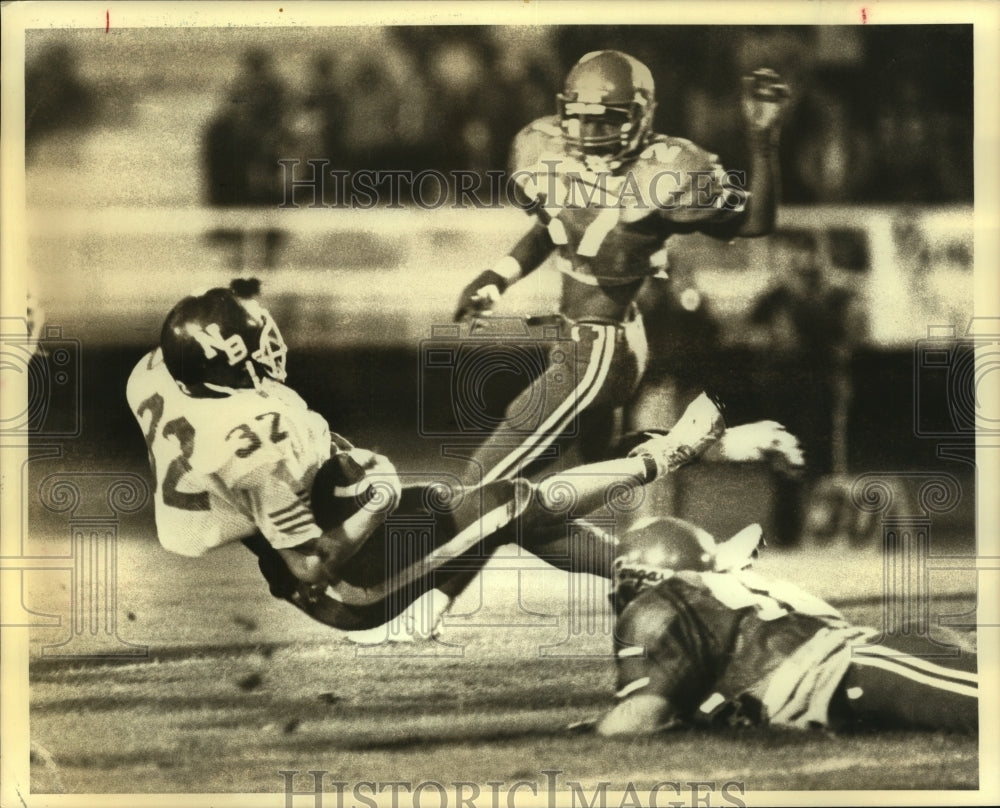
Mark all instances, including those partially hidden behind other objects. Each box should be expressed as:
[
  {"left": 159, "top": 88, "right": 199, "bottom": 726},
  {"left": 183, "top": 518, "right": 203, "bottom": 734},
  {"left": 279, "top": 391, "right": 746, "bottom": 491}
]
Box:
[{"left": 137, "top": 393, "right": 288, "bottom": 512}]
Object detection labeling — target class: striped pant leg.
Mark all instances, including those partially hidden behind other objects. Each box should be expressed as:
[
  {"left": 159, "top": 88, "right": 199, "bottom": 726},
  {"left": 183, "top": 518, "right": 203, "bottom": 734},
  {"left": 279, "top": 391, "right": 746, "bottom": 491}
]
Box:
[
  {"left": 466, "top": 323, "right": 622, "bottom": 487},
  {"left": 241, "top": 491, "right": 466, "bottom": 630},
  {"left": 839, "top": 635, "right": 978, "bottom": 732}
]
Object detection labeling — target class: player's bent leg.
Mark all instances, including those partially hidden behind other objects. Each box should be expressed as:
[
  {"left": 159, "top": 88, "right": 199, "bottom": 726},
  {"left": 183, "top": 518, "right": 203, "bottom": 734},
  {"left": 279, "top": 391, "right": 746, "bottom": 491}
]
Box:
[
  {"left": 532, "top": 457, "right": 655, "bottom": 519},
  {"left": 834, "top": 634, "right": 978, "bottom": 732},
  {"left": 334, "top": 587, "right": 453, "bottom": 644},
  {"left": 238, "top": 531, "right": 433, "bottom": 634},
  {"left": 330, "top": 480, "right": 526, "bottom": 589},
  {"left": 280, "top": 575, "right": 453, "bottom": 637},
  {"left": 337, "top": 542, "right": 526, "bottom": 643},
  {"left": 241, "top": 532, "right": 305, "bottom": 600},
  {"left": 499, "top": 394, "right": 746, "bottom": 577},
  {"left": 470, "top": 461, "right": 633, "bottom": 578},
  {"left": 286, "top": 585, "right": 395, "bottom": 632},
  {"left": 504, "top": 393, "right": 759, "bottom": 576}
]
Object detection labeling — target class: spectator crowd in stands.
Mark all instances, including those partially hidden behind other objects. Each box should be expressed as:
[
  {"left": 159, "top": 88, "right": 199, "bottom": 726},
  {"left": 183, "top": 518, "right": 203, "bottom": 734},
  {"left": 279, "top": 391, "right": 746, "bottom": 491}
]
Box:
[{"left": 26, "top": 26, "right": 973, "bottom": 208}]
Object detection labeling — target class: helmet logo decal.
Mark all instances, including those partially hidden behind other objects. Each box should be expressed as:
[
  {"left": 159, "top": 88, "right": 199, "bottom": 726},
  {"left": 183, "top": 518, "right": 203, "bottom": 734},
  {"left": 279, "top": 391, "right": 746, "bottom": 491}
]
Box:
[
  {"left": 615, "top": 562, "right": 672, "bottom": 588},
  {"left": 161, "top": 285, "right": 289, "bottom": 397},
  {"left": 182, "top": 322, "right": 248, "bottom": 367},
  {"left": 572, "top": 70, "right": 615, "bottom": 105}
]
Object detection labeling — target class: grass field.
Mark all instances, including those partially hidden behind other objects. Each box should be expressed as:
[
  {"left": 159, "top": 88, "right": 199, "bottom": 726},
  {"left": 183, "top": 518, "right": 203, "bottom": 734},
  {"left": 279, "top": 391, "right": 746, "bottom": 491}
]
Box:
[{"left": 22, "top": 526, "right": 981, "bottom": 800}]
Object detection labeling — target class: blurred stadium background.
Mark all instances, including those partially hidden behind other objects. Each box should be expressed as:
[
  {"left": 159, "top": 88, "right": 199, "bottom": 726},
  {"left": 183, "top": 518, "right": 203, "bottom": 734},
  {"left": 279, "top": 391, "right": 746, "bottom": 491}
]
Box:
[{"left": 25, "top": 24, "right": 976, "bottom": 538}]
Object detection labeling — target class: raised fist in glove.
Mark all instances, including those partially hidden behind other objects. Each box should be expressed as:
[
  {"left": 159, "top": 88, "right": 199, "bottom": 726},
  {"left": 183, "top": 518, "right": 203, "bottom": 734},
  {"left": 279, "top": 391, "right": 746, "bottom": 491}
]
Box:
[
  {"left": 741, "top": 68, "right": 790, "bottom": 135},
  {"left": 453, "top": 269, "right": 509, "bottom": 323}
]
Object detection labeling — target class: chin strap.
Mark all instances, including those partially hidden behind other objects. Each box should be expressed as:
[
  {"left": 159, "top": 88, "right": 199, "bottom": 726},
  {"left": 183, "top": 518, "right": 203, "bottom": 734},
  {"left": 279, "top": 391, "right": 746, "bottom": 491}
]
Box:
[{"left": 245, "top": 360, "right": 264, "bottom": 392}]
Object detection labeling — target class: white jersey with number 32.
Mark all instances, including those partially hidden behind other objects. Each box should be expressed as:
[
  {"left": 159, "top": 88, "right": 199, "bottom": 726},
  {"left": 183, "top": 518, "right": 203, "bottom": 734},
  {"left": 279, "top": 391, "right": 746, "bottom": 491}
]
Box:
[{"left": 126, "top": 349, "right": 332, "bottom": 557}]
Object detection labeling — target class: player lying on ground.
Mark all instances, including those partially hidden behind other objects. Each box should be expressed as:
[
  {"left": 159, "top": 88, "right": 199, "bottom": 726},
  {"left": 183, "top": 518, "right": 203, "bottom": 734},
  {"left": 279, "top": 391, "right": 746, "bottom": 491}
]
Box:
[
  {"left": 578, "top": 516, "right": 977, "bottom": 735},
  {"left": 126, "top": 280, "right": 804, "bottom": 637}
]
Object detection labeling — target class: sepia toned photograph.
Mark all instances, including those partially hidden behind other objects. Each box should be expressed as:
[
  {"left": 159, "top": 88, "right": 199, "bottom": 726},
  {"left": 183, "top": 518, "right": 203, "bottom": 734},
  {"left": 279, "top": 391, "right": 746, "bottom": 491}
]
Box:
[{"left": 1, "top": 2, "right": 997, "bottom": 806}]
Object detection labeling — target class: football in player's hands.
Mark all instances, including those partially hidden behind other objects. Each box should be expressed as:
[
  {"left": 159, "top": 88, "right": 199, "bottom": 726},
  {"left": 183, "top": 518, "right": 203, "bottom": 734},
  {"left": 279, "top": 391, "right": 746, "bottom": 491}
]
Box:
[
  {"left": 311, "top": 451, "right": 374, "bottom": 531},
  {"left": 329, "top": 432, "right": 356, "bottom": 453}
]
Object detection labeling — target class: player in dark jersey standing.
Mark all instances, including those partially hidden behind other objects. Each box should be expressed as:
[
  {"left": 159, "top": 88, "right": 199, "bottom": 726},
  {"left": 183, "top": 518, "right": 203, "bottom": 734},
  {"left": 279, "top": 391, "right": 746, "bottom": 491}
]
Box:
[
  {"left": 589, "top": 516, "right": 977, "bottom": 735},
  {"left": 453, "top": 51, "right": 790, "bottom": 487}
]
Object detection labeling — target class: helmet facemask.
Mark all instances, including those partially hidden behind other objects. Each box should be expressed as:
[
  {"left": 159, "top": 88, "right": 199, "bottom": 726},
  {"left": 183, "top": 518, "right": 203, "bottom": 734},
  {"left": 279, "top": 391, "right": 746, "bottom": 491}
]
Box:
[
  {"left": 558, "top": 97, "right": 654, "bottom": 161},
  {"left": 241, "top": 298, "right": 288, "bottom": 386},
  {"left": 557, "top": 50, "right": 657, "bottom": 164}
]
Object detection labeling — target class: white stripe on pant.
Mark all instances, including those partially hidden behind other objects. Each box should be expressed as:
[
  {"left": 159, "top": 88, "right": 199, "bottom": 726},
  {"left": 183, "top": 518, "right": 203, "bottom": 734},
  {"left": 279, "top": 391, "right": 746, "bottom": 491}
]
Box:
[
  {"left": 851, "top": 650, "right": 978, "bottom": 699},
  {"left": 480, "top": 324, "right": 618, "bottom": 485}
]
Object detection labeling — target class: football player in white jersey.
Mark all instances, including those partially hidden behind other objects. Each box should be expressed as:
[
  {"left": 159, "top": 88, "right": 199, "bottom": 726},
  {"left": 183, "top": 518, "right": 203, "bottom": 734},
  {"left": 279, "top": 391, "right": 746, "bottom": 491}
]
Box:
[
  {"left": 128, "top": 280, "right": 804, "bottom": 639},
  {"left": 127, "top": 279, "right": 413, "bottom": 591}
]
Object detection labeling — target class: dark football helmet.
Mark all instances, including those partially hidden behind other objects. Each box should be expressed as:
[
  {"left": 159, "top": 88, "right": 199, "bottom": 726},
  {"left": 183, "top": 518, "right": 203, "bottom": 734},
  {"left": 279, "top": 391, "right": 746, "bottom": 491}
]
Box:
[
  {"left": 557, "top": 50, "right": 656, "bottom": 161},
  {"left": 612, "top": 516, "right": 717, "bottom": 611},
  {"left": 160, "top": 280, "right": 287, "bottom": 397}
]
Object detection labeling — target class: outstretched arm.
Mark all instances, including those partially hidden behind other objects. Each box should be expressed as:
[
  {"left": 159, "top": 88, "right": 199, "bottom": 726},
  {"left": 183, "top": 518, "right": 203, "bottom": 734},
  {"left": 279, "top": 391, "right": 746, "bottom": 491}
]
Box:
[
  {"left": 453, "top": 222, "right": 554, "bottom": 322},
  {"left": 594, "top": 593, "right": 691, "bottom": 736},
  {"left": 732, "top": 68, "right": 790, "bottom": 237}
]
